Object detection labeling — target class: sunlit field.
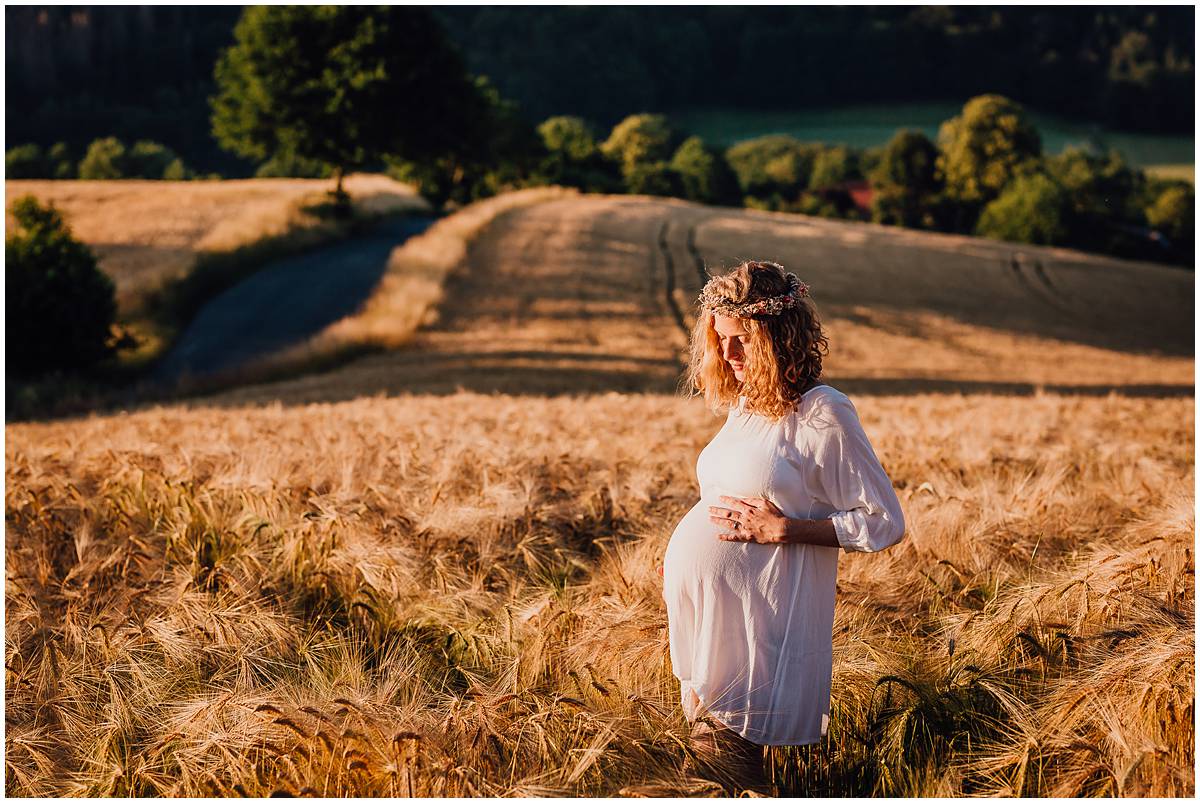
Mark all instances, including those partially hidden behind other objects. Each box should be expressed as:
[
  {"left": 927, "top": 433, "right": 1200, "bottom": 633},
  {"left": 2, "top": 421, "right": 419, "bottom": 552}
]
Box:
[
  {"left": 5, "top": 193, "right": 1193, "bottom": 797},
  {"left": 3, "top": 175, "right": 429, "bottom": 316}
]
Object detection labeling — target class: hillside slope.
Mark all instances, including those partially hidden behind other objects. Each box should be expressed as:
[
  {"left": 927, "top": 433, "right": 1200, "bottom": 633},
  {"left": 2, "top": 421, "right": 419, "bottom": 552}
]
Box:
[
  {"left": 196, "top": 194, "right": 1192, "bottom": 409},
  {"left": 4, "top": 176, "right": 429, "bottom": 315}
]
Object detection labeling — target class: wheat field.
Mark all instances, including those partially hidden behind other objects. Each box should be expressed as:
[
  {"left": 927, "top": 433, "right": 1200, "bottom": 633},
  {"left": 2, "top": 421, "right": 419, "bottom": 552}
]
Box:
[{"left": 5, "top": 193, "right": 1194, "bottom": 797}]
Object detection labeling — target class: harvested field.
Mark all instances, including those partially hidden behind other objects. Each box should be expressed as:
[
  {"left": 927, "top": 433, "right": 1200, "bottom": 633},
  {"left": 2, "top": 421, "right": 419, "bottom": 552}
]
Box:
[
  {"left": 4, "top": 175, "right": 429, "bottom": 314},
  {"left": 197, "top": 195, "right": 1192, "bottom": 408}
]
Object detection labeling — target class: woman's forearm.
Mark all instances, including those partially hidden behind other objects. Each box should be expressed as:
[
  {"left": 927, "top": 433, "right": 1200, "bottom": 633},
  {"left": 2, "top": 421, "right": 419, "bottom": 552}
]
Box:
[{"left": 782, "top": 516, "right": 842, "bottom": 549}]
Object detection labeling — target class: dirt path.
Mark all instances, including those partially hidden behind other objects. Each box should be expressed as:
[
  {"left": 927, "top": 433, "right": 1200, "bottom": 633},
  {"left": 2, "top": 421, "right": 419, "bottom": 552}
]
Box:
[
  {"left": 197, "top": 195, "right": 1193, "bottom": 409},
  {"left": 153, "top": 216, "right": 432, "bottom": 383}
]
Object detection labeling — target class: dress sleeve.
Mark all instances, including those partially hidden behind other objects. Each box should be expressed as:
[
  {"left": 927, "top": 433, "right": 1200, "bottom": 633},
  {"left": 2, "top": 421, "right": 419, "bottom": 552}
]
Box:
[{"left": 809, "top": 395, "right": 906, "bottom": 553}]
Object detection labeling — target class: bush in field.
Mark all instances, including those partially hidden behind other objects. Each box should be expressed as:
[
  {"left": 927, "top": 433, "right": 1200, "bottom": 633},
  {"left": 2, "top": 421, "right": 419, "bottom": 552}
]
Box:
[
  {"left": 1044, "top": 146, "right": 1142, "bottom": 252},
  {"left": 669, "top": 136, "right": 740, "bottom": 205},
  {"left": 127, "top": 140, "right": 190, "bottom": 180},
  {"left": 212, "top": 6, "right": 489, "bottom": 200},
  {"left": 600, "top": 114, "right": 676, "bottom": 178},
  {"left": 7, "top": 142, "right": 76, "bottom": 179},
  {"left": 5, "top": 196, "right": 116, "bottom": 376},
  {"left": 623, "top": 161, "right": 685, "bottom": 197},
  {"left": 1145, "top": 182, "right": 1195, "bottom": 264},
  {"left": 539, "top": 116, "right": 598, "bottom": 163},
  {"left": 793, "top": 192, "right": 845, "bottom": 219},
  {"left": 535, "top": 116, "right": 622, "bottom": 193},
  {"left": 725, "top": 135, "right": 821, "bottom": 199},
  {"left": 937, "top": 94, "right": 1042, "bottom": 225},
  {"left": 78, "top": 137, "right": 190, "bottom": 179},
  {"left": 870, "top": 129, "right": 942, "bottom": 228},
  {"left": 975, "top": 173, "right": 1070, "bottom": 246},
  {"left": 78, "top": 137, "right": 127, "bottom": 179},
  {"left": 47, "top": 142, "right": 76, "bottom": 179},
  {"left": 254, "top": 148, "right": 335, "bottom": 179},
  {"left": 858, "top": 145, "right": 884, "bottom": 181},
  {"left": 6, "top": 144, "right": 47, "bottom": 178},
  {"left": 809, "top": 145, "right": 860, "bottom": 190}
]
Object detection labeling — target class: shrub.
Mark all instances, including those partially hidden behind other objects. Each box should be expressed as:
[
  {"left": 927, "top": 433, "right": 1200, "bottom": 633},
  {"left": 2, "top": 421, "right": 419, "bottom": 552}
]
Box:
[
  {"left": 600, "top": 114, "right": 675, "bottom": 177},
  {"left": 5, "top": 196, "right": 117, "bottom": 376},
  {"left": 6, "top": 144, "right": 47, "bottom": 178},
  {"left": 78, "top": 137, "right": 127, "bottom": 179},
  {"left": 669, "top": 136, "right": 740, "bottom": 205},
  {"left": 793, "top": 193, "right": 843, "bottom": 219},
  {"left": 538, "top": 116, "right": 598, "bottom": 163},
  {"left": 1145, "top": 183, "right": 1194, "bottom": 264},
  {"left": 975, "top": 173, "right": 1070, "bottom": 246},
  {"left": 534, "top": 116, "right": 620, "bottom": 192},
  {"left": 76, "top": 137, "right": 192, "bottom": 179},
  {"left": 48, "top": 142, "right": 76, "bottom": 179},
  {"left": 162, "top": 159, "right": 189, "bottom": 181},
  {"left": 725, "top": 135, "right": 821, "bottom": 198},
  {"left": 870, "top": 130, "right": 942, "bottom": 228},
  {"left": 127, "top": 140, "right": 186, "bottom": 179},
  {"left": 1044, "top": 146, "right": 1142, "bottom": 252},
  {"left": 255, "top": 149, "right": 334, "bottom": 179},
  {"left": 809, "top": 145, "right": 860, "bottom": 190},
  {"left": 623, "top": 161, "right": 684, "bottom": 197}
]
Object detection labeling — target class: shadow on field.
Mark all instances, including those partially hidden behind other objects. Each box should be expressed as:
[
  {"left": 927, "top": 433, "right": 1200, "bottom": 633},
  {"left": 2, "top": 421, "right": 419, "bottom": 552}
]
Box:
[
  {"left": 175, "top": 360, "right": 1194, "bottom": 412},
  {"left": 830, "top": 377, "right": 1195, "bottom": 398}
]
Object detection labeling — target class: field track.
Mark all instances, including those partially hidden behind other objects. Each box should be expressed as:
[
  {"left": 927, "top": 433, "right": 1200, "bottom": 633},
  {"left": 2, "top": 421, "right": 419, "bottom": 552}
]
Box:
[{"left": 197, "top": 194, "right": 1193, "bottom": 409}]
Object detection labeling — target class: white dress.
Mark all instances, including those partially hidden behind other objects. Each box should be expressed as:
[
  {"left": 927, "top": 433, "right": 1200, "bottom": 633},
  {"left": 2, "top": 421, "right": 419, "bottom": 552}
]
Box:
[{"left": 662, "top": 384, "right": 906, "bottom": 746}]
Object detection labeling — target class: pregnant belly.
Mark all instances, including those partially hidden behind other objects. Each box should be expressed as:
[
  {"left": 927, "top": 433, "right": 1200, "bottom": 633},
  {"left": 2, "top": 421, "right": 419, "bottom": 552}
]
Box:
[{"left": 663, "top": 499, "right": 768, "bottom": 593}]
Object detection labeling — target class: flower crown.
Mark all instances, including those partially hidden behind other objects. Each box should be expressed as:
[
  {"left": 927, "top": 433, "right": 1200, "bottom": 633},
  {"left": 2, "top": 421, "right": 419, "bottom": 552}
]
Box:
[{"left": 697, "top": 268, "right": 810, "bottom": 318}]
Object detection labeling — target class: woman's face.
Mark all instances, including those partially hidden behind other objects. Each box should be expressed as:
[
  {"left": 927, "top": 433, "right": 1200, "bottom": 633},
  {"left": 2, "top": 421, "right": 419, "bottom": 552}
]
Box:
[{"left": 713, "top": 313, "right": 750, "bottom": 381}]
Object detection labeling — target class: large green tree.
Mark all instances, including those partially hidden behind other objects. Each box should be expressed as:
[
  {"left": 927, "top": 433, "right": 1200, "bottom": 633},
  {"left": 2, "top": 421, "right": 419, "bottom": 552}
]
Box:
[
  {"left": 210, "top": 6, "right": 487, "bottom": 197},
  {"left": 936, "top": 94, "right": 1042, "bottom": 217},
  {"left": 869, "top": 129, "right": 942, "bottom": 228}
]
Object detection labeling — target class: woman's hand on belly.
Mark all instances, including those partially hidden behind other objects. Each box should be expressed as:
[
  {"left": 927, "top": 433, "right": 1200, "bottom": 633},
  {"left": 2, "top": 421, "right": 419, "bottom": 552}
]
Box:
[{"left": 709, "top": 495, "right": 791, "bottom": 544}]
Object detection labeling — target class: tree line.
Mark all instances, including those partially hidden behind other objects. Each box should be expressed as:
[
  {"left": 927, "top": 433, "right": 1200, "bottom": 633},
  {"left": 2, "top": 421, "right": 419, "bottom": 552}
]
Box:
[
  {"left": 435, "top": 6, "right": 1194, "bottom": 134},
  {"left": 5, "top": 6, "right": 1193, "bottom": 176}
]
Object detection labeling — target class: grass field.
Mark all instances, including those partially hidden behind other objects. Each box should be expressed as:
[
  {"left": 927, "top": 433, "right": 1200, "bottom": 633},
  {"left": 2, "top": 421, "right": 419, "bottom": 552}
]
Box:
[{"left": 5, "top": 193, "right": 1193, "bottom": 796}]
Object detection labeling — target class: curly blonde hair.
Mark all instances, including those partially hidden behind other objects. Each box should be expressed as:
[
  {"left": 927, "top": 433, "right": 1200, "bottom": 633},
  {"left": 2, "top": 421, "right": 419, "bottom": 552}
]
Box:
[{"left": 680, "top": 260, "right": 829, "bottom": 420}]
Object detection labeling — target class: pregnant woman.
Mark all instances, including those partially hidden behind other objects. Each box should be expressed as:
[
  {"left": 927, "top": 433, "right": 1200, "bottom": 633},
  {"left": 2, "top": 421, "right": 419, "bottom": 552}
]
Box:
[{"left": 662, "top": 260, "right": 906, "bottom": 788}]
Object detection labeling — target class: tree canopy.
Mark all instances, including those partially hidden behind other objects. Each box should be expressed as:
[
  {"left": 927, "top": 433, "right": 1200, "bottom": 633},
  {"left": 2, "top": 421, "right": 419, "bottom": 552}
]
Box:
[
  {"left": 600, "top": 114, "right": 676, "bottom": 177},
  {"left": 210, "top": 6, "right": 488, "bottom": 195},
  {"left": 937, "top": 94, "right": 1043, "bottom": 208}
]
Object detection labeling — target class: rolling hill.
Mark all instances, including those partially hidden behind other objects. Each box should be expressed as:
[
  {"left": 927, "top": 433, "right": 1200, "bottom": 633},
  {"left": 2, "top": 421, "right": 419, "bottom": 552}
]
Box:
[{"left": 195, "top": 194, "right": 1193, "bottom": 409}]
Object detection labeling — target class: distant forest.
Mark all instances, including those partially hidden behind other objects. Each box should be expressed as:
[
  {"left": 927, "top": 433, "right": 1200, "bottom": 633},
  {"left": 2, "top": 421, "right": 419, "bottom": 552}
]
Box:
[{"left": 6, "top": 6, "right": 1194, "bottom": 174}]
